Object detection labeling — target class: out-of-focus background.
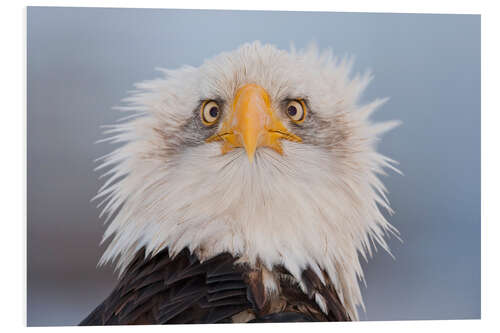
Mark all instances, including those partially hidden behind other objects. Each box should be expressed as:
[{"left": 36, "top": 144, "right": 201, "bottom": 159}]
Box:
[{"left": 27, "top": 7, "right": 480, "bottom": 326}]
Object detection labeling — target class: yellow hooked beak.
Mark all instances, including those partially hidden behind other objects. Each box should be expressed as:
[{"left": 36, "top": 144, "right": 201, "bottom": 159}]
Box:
[{"left": 206, "top": 84, "right": 301, "bottom": 162}]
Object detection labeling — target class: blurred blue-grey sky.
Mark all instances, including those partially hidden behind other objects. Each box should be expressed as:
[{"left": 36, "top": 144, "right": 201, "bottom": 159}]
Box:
[{"left": 27, "top": 7, "right": 480, "bottom": 326}]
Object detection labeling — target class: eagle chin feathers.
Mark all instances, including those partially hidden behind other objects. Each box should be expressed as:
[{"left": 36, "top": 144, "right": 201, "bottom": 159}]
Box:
[{"left": 94, "top": 41, "right": 399, "bottom": 321}]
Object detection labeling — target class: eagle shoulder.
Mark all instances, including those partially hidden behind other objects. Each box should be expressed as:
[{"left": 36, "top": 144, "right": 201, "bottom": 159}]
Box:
[{"left": 80, "top": 248, "right": 350, "bottom": 325}]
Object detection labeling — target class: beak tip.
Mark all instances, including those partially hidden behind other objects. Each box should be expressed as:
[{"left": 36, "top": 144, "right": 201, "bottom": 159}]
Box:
[{"left": 246, "top": 150, "right": 256, "bottom": 163}]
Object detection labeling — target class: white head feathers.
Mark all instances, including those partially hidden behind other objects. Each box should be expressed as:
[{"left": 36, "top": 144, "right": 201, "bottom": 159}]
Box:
[{"left": 95, "top": 41, "right": 399, "bottom": 320}]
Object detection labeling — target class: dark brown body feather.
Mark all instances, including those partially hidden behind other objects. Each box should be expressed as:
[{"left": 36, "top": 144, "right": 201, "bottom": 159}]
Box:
[{"left": 80, "top": 247, "right": 350, "bottom": 325}]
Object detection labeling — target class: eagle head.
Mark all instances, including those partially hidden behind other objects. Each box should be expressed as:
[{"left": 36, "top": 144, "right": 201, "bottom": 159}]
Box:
[{"left": 96, "top": 41, "right": 399, "bottom": 319}]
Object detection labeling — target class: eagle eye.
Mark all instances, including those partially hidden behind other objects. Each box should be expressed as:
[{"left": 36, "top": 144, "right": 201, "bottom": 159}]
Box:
[
  {"left": 286, "top": 100, "right": 306, "bottom": 123},
  {"left": 200, "top": 100, "right": 221, "bottom": 126}
]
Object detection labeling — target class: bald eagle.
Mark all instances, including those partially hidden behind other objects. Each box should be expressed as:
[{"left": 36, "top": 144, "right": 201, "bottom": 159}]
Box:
[{"left": 80, "top": 42, "right": 399, "bottom": 325}]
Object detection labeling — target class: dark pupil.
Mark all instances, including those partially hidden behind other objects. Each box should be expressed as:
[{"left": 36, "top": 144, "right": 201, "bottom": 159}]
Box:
[
  {"left": 209, "top": 106, "right": 219, "bottom": 118},
  {"left": 287, "top": 105, "right": 298, "bottom": 117}
]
